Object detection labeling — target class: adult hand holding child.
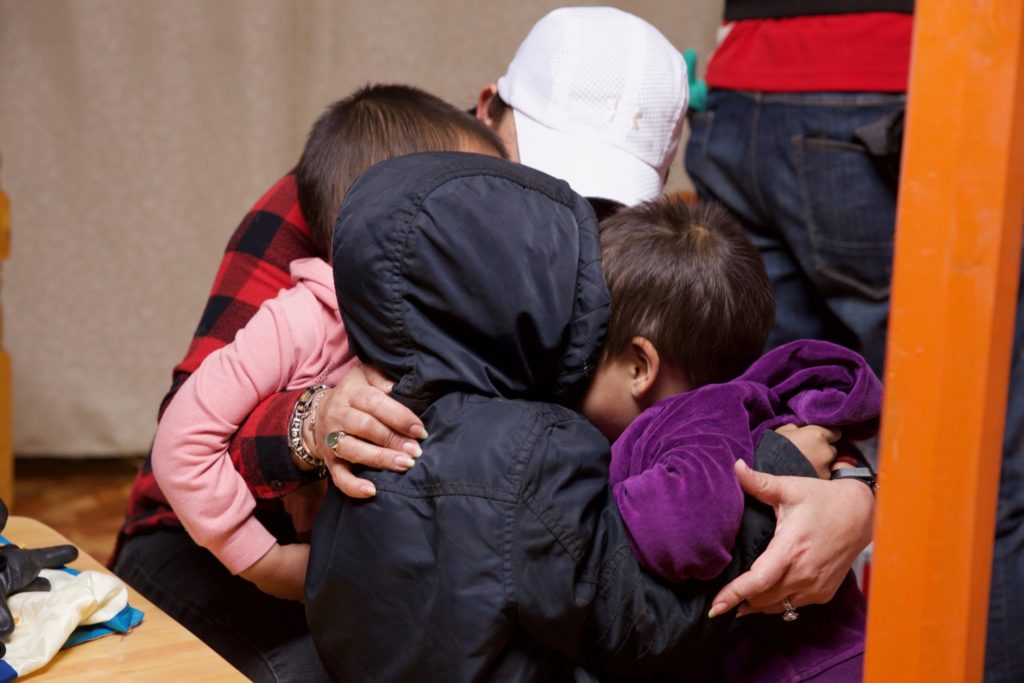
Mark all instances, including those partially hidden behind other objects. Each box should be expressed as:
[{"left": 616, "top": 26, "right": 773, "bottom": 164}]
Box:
[
  {"left": 302, "top": 364, "right": 426, "bottom": 499},
  {"left": 712, "top": 459, "right": 875, "bottom": 618}
]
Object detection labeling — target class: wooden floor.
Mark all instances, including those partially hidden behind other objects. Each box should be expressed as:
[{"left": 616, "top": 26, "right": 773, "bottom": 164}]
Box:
[{"left": 10, "top": 456, "right": 143, "bottom": 562}]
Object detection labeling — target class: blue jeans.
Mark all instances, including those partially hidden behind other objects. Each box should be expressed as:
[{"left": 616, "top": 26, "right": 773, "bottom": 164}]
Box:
[
  {"left": 988, "top": 260, "right": 1024, "bottom": 683},
  {"left": 686, "top": 88, "right": 1024, "bottom": 683},
  {"left": 114, "top": 530, "right": 331, "bottom": 683}
]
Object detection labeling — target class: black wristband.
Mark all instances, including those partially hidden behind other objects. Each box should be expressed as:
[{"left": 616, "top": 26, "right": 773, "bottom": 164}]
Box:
[{"left": 830, "top": 466, "right": 878, "bottom": 495}]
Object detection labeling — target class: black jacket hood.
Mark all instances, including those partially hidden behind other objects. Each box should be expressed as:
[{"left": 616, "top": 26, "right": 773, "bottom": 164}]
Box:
[{"left": 332, "top": 152, "right": 610, "bottom": 412}]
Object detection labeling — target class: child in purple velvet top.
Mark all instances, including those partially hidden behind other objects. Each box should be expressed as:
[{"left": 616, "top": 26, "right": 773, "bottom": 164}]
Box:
[{"left": 580, "top": 199, "right": 880, "bottom": 682}]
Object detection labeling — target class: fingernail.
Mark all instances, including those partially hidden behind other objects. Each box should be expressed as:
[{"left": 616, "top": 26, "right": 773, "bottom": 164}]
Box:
[
  {"left": 736, "top": 606, "right": 750, "bottom": 618},
  {"left": 708, "top": 603, "right": 727, "bottom": 618},
  {"left": 361, "top": 482, "right": 377, "bottom": 497},
  {"left": 403, "top": 442, "right": 423, "bottom": 458},
  {"left": 395, "top": 456, "right": 416, "bottom": 469},
  {"left": 735, "top": 459, "right": 748, "bottom": 472},
  {"left": 412, "top": 425, "right": 428, "bottom": 440}
]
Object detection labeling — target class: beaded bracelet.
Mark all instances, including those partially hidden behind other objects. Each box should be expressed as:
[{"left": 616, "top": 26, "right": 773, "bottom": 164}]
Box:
[{"left": 289, "top": 384, "right": 329, "bottom": 478}]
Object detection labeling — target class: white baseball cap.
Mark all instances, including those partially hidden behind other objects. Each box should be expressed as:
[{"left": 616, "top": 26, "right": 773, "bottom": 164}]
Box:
[{"left": 497, "top": 7, "right": 688, "bottom": 206}]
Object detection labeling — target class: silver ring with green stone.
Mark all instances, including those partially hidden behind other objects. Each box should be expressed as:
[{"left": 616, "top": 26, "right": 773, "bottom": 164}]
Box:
[{"left": 325, "top": 430, "right": 347, "bottom": 454}]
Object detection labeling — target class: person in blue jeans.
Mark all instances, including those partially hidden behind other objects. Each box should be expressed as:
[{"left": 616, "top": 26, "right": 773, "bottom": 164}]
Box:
[{"left": 684, "top": 4, "right": 1024, "bottom": 681}]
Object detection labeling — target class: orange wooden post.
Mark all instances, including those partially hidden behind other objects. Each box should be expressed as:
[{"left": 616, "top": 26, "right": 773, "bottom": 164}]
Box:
[
  {"left": 864, "top": 0, "right": 1024, "bottom": 680},
  {"left": 0, "top": 152, "right": 12, "bottom": 506}
]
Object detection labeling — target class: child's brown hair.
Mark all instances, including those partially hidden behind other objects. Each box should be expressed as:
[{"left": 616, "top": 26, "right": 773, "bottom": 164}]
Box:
[
  {"left": 599, "top": 198, "right": 775, "bottom": 388},
  {"left": 297, "top": 84, "right": 508, "bottom": 258}
]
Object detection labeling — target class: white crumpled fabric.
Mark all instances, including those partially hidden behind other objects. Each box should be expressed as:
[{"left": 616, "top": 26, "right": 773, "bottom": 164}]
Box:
[{"left": 2, "top": 569, "right": 128, "bottom": 678}]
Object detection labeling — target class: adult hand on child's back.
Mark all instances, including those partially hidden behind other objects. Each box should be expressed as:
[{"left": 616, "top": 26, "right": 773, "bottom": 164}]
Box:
[
  {"left": 708, "top": 460, "right": 874, "bottom": 618},
  {"left": 313, "top": 364, "right": 426, "bottom": 498}
]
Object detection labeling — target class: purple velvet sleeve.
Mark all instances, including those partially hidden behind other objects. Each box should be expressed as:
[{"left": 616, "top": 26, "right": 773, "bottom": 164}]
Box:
[
  {"left": 609, "top": 340, "right": 882, "bottom": 584},
  {"left": 610, "top": 385, "right": 771, "bottom": 582},
  {"left": 741, "top": 340, "right": 883, "bottom": 441}
]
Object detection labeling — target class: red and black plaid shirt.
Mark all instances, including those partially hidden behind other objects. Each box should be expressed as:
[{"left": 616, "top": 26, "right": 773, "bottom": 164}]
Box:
[{"left": 114, "top": 173, "right": 324, "bottom": 560}]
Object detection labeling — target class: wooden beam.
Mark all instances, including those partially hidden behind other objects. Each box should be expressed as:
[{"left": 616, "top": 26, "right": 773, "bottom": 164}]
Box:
[
  {"left": 0, "top": 152, "right": 12, "bottom": 506},
  {"left": 864, "top": 0, "right": 1024, "bottom": 680}
]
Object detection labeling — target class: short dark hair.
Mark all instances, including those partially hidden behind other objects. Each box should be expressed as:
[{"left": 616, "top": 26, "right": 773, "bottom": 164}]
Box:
[
  {"left": 599, "top": 199, "right": 775, "bottom": 388},
  {"left": 297, "top": 84, "right": 508, "bottom": 258}
]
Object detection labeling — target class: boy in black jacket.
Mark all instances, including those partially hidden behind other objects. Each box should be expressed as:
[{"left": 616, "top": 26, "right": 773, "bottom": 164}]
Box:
[{"left": 306, "top": 152, "right": 819, "bottom": 682}]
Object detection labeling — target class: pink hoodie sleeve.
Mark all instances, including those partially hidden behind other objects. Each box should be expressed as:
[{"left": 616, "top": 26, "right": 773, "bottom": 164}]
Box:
[{"left": 152, "top": 285, "right": 319, "bottom": 575}]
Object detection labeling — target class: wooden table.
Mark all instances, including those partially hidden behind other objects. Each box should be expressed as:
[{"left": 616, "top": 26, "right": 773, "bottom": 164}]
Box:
[{"left": 5, "top": 516, "right": 245, "bottom": 681}]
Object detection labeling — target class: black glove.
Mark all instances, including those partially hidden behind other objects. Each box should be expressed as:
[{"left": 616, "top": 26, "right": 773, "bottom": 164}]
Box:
[{"left": 0, "top": 498, "right": 79, "bottom": 638}]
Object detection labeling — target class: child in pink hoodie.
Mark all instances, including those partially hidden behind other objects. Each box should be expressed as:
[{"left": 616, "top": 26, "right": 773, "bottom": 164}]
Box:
[{"left": 151, "top": 84, "right": 507, "bottom": 601}]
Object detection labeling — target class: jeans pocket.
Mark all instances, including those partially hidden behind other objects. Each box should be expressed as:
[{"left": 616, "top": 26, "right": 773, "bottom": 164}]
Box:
[
  {"left": 684, "top": 110, "right": 715, "bottom": 188},
  {"left": 793, "top": 134, "right": 897, "bottom": 301}
]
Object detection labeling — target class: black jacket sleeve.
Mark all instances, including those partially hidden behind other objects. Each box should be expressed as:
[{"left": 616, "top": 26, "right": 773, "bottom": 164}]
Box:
[
  {"left": 511, "top": 416, "right": 733, "bottom": 680},
  {"left": 512, "top": 418, "right": 822, "bottom": 680}
]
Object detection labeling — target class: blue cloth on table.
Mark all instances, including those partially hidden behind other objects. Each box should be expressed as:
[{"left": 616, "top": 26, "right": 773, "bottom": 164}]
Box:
[{"left": 0, "top": 533, "right": 144, "bottom": 651}]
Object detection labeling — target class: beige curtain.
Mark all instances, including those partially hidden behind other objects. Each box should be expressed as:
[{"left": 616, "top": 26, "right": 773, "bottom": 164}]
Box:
[{"left": 0, "top": 0, "right": 721, "bottom": 456}]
